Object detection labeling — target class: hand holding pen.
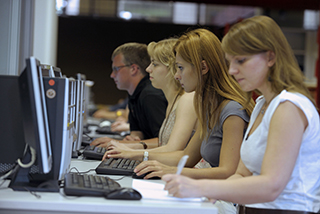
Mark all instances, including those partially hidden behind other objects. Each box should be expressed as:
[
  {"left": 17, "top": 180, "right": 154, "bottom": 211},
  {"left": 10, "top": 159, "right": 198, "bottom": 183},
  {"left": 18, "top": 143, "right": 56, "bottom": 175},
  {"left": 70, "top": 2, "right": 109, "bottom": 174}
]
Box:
[{"left": 163, "top": 155, "right": 206, "bottom": 198}]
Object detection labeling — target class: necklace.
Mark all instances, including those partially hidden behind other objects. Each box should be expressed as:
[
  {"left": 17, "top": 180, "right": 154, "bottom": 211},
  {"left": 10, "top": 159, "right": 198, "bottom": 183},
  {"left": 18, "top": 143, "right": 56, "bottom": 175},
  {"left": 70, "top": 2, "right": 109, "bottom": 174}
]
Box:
[
  {"left": 260, "top": 104, "right": 268, "bottom": 115},
  {"left": 159, "top": 93, "right": 180, "bottom": 146},
  {"left": 260, "top": 94, "right": 277, "bottom": 115}
]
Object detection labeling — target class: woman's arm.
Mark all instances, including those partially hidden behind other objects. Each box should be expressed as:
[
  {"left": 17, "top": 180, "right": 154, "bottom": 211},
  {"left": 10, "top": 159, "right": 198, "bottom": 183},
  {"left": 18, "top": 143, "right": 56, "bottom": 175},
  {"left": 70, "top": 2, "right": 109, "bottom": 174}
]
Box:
[
  {"left": 179, "top": 115, "right": 245, "bottom": 179},
  {"left": 148, "top": 92, "right": 197, "bottom": 153},
  {"left": 91, "top": 135, "right": 159, "bottom": 149},
  {"left": 133, "top": 115, "right": 246, "bottom": 179},
  {"left": 164, "top": 101, "right": 308, "bottom": 204},
  {"left": 105, "top": 92, "right": 198, "bottom": 160},
  {"left": 130, "top": 127, "right": 203, "bottom": 177}
]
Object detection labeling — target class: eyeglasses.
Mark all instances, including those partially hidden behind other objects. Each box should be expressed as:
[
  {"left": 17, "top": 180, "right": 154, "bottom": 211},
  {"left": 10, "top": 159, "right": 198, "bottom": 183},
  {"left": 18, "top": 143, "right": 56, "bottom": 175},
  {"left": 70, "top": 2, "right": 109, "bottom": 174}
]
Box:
[{"left": 112, "top": 64, "right": 131, "bottom": 72}]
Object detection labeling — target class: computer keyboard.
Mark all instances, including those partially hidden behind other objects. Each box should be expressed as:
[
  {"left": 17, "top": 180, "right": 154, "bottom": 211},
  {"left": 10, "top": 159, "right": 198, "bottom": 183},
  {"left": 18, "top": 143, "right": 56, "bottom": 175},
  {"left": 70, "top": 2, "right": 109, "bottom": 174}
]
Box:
[
  {"left": 82, "top": 145, "right": 106, "bottom": 160},
  {"left": 95, "top": 126, "right": 119, "bottom": 135},
  {"left": 96, "top": 158, "right": 141, "bottom": 176},
  {"left": 81, "top": 134, "right": 94, "bottom": 146},
  {"left": 63, "top": 172, "right": 121, "bottom": 196}
]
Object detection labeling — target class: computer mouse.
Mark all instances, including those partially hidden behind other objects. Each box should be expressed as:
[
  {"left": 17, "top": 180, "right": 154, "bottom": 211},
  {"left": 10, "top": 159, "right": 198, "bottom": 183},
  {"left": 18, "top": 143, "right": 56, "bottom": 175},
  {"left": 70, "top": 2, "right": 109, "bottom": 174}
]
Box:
[
  {"left": 132, "top": 172, "right": 161, "bottom": 180},
  {"left": 104, "top": 187, "right": 142, "bottom": 200},
  {"left": 99, "top": 120, "right": 111, "bottom": 127}
]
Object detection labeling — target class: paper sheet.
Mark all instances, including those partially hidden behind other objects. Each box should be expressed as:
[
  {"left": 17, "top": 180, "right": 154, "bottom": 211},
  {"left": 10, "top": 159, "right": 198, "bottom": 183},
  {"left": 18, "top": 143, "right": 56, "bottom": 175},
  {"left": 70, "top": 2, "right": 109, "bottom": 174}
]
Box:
[{"left": 132, "top": 179, "right": 206, "bottom": 202}]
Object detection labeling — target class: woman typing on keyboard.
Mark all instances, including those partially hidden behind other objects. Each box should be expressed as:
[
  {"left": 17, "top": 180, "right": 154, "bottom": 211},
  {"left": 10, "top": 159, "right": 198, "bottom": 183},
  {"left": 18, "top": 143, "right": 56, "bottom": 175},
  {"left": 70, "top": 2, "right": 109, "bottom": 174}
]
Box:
[{"left": 163, "top": 16, "right": 320, "bottom": 214}]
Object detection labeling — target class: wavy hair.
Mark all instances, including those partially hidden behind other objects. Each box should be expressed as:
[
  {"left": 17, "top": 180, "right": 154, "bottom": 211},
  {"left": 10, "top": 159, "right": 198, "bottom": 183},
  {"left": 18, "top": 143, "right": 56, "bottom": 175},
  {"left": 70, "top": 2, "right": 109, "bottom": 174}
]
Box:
[
  {"left": 174, "top": 28, "right": 254, "bottom": 140},
  {"left": 147, "top": 38, "right": 183, "bottom": 94},
  {"left": 221, "top": 15, "right": 316, "bottom": 107}
]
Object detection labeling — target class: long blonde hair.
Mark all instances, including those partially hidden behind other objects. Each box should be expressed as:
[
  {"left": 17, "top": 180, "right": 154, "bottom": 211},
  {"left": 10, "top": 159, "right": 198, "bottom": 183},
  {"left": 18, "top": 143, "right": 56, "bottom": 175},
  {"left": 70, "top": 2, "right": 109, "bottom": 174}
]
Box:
[
  {"left": 174, "top": 28, "right": 254, "bottom": 140},
  {"left": 221, "top": 15, "right": 316, "bottom": 107}
]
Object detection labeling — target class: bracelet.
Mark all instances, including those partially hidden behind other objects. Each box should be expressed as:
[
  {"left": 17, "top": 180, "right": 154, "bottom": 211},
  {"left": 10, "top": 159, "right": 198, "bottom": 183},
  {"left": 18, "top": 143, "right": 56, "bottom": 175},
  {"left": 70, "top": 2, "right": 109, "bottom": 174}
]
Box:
[
  {"left": 139, "top": 141, "right": 147, "bottom": 149},
  {"left": 116, "top": 110, "right": 122, "bottom": 117},
  {"left": 143, "top": 151, "right": 149, "bottom": 161}
]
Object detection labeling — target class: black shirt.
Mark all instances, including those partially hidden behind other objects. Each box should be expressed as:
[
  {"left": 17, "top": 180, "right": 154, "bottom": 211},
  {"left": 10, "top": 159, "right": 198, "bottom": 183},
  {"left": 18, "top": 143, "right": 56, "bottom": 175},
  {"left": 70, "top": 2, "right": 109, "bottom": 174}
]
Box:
[{"left": 128, "top": 76, "right": 167, "bottom": 139}]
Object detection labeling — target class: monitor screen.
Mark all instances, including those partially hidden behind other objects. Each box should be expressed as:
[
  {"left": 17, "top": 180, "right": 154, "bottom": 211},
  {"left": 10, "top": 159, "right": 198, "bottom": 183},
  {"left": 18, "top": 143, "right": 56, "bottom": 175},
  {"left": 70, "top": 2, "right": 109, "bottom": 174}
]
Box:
[{"left": 18, "top": 57, "right": 53, "bottom": 174}]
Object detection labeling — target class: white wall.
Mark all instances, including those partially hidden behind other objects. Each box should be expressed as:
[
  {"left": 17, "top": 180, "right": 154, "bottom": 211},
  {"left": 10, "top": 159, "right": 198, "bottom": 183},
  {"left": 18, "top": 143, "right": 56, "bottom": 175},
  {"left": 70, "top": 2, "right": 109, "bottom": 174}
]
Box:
[
  {"left": 0, "top": 0, "right": 58, "bottom": 75},
  {"left": 0, "top": 0, "right": 21, "bottom": 75},
  {"left": 33, "top": 0, "right": 58, "bottom": 67}
]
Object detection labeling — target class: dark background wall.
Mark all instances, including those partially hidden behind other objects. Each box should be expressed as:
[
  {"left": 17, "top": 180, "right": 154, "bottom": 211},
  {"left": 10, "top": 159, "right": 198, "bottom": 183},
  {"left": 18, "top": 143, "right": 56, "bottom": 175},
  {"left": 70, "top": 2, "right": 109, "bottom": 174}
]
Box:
[{"left": 57, "top": 16, "right": 223, "bottom": 105}]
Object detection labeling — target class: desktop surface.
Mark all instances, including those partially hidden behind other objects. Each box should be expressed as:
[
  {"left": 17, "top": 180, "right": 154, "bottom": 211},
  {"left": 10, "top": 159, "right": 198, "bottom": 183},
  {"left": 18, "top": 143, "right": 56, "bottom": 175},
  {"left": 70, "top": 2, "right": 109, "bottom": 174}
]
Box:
[{"left": 0, "top": 159, "right": 218, "bottom": 214}]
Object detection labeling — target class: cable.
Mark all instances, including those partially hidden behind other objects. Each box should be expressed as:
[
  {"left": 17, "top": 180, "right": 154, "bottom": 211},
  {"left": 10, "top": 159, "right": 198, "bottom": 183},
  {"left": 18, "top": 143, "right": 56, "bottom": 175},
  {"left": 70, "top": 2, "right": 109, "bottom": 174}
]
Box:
[
  {"left": 67, "top": 167, "right": 126, "bottom": 181},
  {"left": 68, "top": 167, "right": 96, "bottom": 174},
  {"left": 83, "top": 132, "right": 94, "bottom": 141},
  {"left": 0, "top": 164, "right": 19, "bottom": 181},
  {"left": 17, "top": 146, "right": 36, "bottom": 168}
]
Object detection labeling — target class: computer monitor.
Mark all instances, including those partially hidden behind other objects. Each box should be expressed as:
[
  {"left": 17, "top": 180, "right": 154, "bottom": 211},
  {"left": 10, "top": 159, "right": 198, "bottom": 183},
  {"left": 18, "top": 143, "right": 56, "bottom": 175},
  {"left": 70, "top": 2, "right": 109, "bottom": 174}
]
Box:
[
  {"left": 72, "top": 74, "right": 86, "bottom": 157},
  {"left": 0, "top": 75, "right": 26, "bottom": 177},
  {"left": 9, "top": 57, "right": 54, "bottom": 191},
  {"left": 42, "top": 75, "right": 71, "bottom": 182},
  {"left": 66, "top": 77, "right": 77, "bottom": 156},
  {"left": 41, "top": 64, "right": 62, "bottom": 77}
]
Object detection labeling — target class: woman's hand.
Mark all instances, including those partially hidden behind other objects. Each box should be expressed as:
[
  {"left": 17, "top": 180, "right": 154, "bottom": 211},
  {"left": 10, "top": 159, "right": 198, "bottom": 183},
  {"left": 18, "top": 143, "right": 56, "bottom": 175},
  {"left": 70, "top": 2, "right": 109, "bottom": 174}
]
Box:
[
  {"left": 162, "top": 174, "right": 206, "bottom": 199},
  {"left": 133, "top": 160, "right": 176, "bottom": 179},
  {"left": 107, "top": 140, "right": 133, "bottom": 151},
  {"left": 123, "top": 135, "right": 141, "bottom": 141},
  {"left": 102, "top": 140, "right": 136, "bottom": 160},
  {"left": 90, "top": 136, "right": 113, "bottom": 148}
]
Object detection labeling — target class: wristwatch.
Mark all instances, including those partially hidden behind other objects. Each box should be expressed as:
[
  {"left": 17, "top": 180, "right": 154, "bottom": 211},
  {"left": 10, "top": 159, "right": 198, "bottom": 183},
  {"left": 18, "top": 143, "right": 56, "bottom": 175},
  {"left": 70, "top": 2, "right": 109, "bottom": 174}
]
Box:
[
  {"left": 143, "top": 151, "right": 149, "bottom": 161},
  {"left": 139, "top": 141, "right": 147, "bottom": 149}
]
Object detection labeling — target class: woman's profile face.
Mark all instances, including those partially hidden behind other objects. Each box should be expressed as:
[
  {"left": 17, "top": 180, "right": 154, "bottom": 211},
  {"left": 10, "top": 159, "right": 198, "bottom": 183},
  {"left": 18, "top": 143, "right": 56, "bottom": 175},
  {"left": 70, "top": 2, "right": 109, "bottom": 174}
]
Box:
[
  {"left": 146, "top": 58, "right": 168, "bottom": 90},
  {"left": 225, "top": 52, "right": 271, "bottom": 92},
  {"left": 174, "top": 53, "right": 198, "bottom": 93}
]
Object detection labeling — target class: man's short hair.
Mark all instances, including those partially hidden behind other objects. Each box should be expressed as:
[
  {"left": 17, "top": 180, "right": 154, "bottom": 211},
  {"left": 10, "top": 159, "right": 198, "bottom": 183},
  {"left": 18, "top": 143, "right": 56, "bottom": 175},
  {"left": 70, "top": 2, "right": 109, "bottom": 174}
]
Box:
[{"left": 112, "top": 43, "right": 150, "bottom": 76}]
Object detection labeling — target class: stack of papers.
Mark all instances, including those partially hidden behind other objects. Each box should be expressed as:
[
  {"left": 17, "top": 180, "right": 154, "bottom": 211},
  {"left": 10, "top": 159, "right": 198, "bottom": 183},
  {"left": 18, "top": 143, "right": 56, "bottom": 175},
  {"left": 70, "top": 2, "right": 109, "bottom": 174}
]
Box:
[{"left": 132, "top": 179, "right": 206, "bottom": 202}]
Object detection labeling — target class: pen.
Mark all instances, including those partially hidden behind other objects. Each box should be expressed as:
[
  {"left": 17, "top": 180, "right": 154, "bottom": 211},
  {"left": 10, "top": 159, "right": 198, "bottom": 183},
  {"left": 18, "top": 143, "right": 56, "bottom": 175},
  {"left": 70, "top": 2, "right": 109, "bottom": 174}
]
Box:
[{"left": 176, "top": 155, "right": 189, "bottom": 175}]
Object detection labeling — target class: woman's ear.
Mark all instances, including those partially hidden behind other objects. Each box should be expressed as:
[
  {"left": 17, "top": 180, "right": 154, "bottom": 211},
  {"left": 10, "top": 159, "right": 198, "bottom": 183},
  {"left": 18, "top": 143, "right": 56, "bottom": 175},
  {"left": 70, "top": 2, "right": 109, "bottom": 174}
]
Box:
[
  {"left": 201, "top": 60, "right": 209, "bottom": 75},
  {"left": 267, "top": 51, "right": 276, "bottom": 67}
]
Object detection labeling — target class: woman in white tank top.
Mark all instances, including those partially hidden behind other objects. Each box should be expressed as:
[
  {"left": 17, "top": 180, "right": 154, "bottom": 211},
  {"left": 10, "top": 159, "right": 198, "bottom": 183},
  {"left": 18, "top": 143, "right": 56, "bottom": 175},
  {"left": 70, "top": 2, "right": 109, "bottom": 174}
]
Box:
[{"left": 163, "top": 15, "right": 320, "bottom": 214}]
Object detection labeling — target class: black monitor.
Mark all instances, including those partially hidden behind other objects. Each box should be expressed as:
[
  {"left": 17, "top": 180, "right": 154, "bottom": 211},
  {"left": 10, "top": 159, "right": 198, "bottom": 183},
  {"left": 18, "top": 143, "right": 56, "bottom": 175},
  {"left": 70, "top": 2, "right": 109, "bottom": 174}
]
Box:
[
  {"left": 9, "top": 57, "right": 54, "bottom": 191},
  {"left": 41, "top": 64, "right": 62, "bottom": 77},
  {"left": 0, "top": 75, "right": 26, "bottom": 177},
  {"left": 72, "top": 74, "right": 86, "bottom": 157}
]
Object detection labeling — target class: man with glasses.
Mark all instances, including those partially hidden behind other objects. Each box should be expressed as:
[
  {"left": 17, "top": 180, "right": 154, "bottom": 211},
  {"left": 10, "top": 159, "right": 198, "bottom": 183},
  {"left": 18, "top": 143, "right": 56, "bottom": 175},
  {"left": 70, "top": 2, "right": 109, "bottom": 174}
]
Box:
[{"left": 91, "top": 42, "right": 167, "bottom": 148}]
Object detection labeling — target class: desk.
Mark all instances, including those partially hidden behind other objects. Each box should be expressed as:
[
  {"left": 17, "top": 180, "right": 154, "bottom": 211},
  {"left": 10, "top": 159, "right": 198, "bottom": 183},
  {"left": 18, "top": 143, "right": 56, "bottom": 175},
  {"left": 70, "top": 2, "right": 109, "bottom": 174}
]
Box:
[{"left": 0, "top": 159, "right": 218, "bottom": 214}]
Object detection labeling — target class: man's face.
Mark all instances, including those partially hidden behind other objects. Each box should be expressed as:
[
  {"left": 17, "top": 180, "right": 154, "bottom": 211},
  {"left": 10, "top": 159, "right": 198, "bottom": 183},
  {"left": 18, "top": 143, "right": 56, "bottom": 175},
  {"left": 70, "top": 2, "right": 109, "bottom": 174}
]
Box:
[{"left": 110, "top": 54, "right": 132, "bottom": 92}]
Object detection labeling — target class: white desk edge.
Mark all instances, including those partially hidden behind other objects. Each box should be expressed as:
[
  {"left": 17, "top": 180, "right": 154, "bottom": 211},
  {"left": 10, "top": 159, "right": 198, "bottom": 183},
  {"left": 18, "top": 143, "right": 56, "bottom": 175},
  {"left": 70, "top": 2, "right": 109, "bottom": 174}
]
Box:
[{"left": 0, "top": 158, "right": 218, "bottom": 214}]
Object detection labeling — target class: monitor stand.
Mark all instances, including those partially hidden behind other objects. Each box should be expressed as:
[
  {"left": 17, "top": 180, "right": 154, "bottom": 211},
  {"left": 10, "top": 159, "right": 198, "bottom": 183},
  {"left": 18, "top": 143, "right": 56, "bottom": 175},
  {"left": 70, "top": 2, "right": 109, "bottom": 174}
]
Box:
[{"left": 8, "top": 146, "right": 60, "bottom": 192}]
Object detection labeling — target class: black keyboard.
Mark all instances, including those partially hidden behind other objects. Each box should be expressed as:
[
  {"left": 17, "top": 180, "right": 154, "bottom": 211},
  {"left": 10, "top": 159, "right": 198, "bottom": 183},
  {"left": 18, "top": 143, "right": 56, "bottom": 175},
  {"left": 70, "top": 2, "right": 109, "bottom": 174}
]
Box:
[
  {"left": 95, "top": 126, "right": 119, "bottom": 135},
  {"left": 82, "top": 145, "right": 106, "bottom": 160},
  {"left": 81, "top": 135, "right": 94, "bottom": 146},
  {"left": 96, "top": 158, "right": 141, "bottom": 175},
  {"left": 63, "top": 173, "right": 121, "bottom": 196}
]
